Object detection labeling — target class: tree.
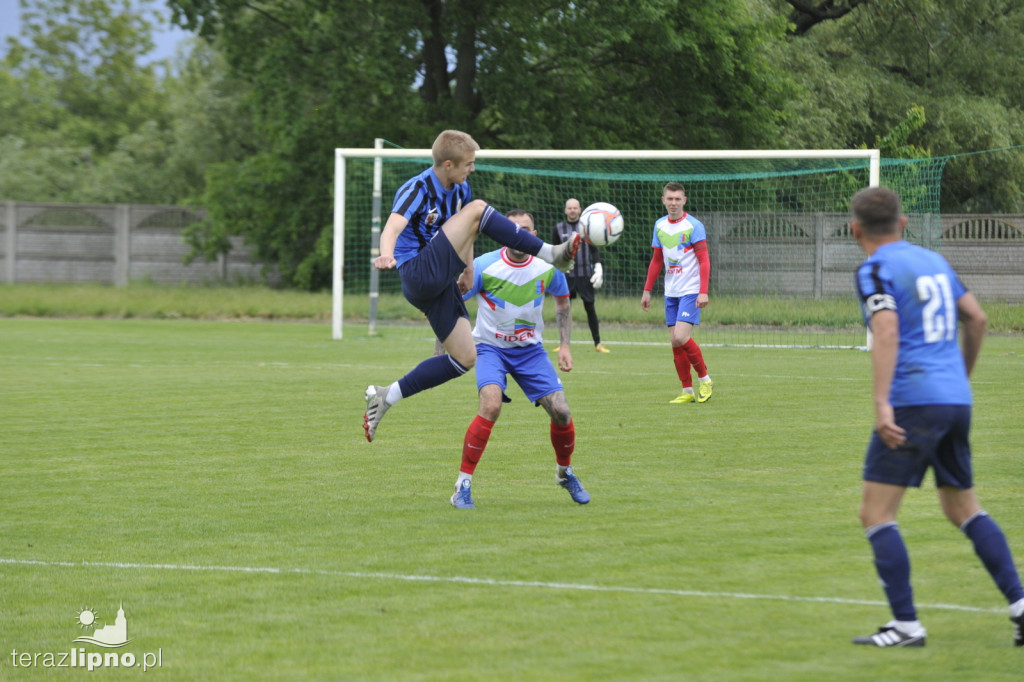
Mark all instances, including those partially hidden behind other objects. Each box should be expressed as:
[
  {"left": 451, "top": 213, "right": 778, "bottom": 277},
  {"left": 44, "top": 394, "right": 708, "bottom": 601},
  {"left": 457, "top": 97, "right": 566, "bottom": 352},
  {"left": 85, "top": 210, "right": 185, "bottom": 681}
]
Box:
[
  {"left": 0, "top": 0, "right": 254, "bottom": 213},
  {"left": 0, "top": 0, "right": 169, "bottom": 201},
  {"left": 5, "top": 0, "right": 165, "bottom": 155},
  {"left": 783, "top": 0, "right": 868, "bottom": 36},
  {"left": 168, "top": 0, "right": 798, "bottom": 288},
  {"left": 774, "top": 0, "right": 1024, "bottom": 212}
]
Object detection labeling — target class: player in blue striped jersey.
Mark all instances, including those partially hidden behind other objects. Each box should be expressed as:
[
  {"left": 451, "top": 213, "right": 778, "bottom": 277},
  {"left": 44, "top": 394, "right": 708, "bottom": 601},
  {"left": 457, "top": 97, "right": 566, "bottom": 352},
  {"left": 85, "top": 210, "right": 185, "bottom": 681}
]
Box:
[
  {"left": 849, "top": 186, "right": 1024, "bottom": 648},
  {"left": 362, "top": 130, "right": 582, "bottom": 442}
]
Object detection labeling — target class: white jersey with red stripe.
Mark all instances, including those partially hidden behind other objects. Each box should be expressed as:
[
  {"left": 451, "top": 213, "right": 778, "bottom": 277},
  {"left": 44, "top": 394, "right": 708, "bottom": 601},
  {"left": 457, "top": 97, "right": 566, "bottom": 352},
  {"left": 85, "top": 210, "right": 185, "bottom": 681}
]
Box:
[
  {"left": 462, "top": 248, "right": 570, "bottom": 348},
  {"left": 651, "top": 213, "right": 707, "bottom": 297}
]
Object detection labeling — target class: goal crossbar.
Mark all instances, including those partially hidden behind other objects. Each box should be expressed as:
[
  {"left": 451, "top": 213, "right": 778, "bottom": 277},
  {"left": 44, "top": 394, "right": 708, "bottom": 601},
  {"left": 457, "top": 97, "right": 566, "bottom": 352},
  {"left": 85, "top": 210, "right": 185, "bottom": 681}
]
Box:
[{"left": 332, "top": 148, "right": 881, "bottom": 339}]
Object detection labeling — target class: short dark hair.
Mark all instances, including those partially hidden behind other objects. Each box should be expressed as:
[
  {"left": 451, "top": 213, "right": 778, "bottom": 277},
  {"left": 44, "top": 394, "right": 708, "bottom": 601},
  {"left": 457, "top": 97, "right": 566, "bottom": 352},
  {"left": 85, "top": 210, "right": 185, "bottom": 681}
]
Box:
[
  {"left": 663, "top": 182, "right": 686, "bottom": 195},
  {"left": 850, "top": 186, "right": 902, "bottom": 236},
  {"left": 506, "top": 208, "right": 534, "bottom": 222},
  {"left": 505, "top": 209, "right": 536, "bottom": 231}
]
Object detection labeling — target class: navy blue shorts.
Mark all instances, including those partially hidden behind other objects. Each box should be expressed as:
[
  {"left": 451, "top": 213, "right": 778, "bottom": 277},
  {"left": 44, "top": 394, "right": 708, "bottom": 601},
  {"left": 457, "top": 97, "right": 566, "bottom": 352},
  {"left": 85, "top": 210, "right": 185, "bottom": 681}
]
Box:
[
  {"left": 398, "top": 230, "right": 469, "bottom": 341},
  {"left": 475, "top": 343, "right": 563, "bottom": 405},
  {"left": 863, "top": 404, "right": 973, "bottom": 489}
]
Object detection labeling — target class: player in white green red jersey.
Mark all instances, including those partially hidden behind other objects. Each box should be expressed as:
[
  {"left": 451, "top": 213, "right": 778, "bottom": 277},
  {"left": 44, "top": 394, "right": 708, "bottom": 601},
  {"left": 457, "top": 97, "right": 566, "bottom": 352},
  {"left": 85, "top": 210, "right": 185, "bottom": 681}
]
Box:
[
  {"left": 640, "top": 182, "right": 713, "bottom": 404},
  {"left": 450, "top": 209, "right": 590, "bottom": 509}
]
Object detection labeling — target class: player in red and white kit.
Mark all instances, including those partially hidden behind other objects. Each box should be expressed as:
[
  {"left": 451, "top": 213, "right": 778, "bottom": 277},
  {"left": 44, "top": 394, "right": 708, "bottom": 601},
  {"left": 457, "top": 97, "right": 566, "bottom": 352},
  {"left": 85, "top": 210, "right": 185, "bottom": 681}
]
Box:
[
  {"left": 640, "top": 182, "right": 713, "bottom": 404},
  {"left": 451, "top": 209, "right": 590, "bottom": 509}
]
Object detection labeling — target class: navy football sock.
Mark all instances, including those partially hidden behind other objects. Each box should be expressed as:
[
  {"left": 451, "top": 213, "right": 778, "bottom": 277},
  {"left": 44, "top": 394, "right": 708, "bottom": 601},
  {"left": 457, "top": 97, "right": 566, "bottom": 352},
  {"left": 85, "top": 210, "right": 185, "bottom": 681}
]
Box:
[
  {"left": 479, "top": 205, "right": 544, "bottom": 255},
  {"left": 867, "top": 522, "right": 916, "bottom": 621},
  {"left": 397, "top": 354, "right": 468, "bottom": 398},
  {"left": 962, "top": 512, "right": 1024, "bottom": 604}
]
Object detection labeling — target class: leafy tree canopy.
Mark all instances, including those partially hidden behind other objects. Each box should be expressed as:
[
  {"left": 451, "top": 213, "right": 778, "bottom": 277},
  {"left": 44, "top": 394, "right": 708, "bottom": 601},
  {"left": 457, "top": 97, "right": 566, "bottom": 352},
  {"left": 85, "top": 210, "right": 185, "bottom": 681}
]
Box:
[
  {"left": 3, "top": 0, "right": 1023, "bottom": 289},
  {"left": 778, "top": 0, "right": 1024, "bottom": 212},
  {"left": 167, "top": 0, "right": 799, "bottom": 287}
]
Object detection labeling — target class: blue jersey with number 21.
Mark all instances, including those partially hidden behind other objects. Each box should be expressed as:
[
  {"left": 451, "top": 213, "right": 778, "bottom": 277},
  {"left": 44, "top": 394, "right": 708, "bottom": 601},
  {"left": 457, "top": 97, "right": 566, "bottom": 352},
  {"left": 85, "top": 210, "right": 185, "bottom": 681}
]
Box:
[{"left": 855, "top": 240, "right": 971, "bottom": 407}]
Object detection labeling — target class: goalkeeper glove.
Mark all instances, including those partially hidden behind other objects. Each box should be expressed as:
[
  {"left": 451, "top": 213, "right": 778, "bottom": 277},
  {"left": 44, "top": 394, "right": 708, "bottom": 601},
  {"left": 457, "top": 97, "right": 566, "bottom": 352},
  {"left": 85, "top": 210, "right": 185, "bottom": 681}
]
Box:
[{"left": 590, "top": 262, "right": 603, "bottom": 289}]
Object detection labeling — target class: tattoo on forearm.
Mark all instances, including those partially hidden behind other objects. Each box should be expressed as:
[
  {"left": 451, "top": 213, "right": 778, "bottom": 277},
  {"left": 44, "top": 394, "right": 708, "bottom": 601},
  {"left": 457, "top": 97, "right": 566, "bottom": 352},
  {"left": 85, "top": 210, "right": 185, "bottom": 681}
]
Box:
[{"left": 557, "top": 305, "right": 571, "bottom": 345}]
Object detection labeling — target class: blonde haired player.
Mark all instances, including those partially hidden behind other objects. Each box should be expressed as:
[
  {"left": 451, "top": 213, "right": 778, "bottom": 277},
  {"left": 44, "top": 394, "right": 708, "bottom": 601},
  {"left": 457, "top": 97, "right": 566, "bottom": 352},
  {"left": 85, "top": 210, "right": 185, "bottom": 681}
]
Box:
[{"left": 362, "top": 130, "right": 582, "bottom": 442}]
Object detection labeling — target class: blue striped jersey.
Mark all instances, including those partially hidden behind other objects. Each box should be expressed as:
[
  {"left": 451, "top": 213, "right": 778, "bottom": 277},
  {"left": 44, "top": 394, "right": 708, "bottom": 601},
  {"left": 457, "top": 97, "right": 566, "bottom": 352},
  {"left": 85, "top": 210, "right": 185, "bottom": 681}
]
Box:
[{"left": 391, "top": 166, "right": 471, "bottom": 267}]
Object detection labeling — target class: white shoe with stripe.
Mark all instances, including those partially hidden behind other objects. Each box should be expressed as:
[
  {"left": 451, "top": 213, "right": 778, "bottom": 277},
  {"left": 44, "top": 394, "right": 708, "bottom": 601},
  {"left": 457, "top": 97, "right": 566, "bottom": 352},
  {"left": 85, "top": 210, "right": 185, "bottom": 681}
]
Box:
[{"left": 852, "top": 623, "right": 926, "bottom": 647}]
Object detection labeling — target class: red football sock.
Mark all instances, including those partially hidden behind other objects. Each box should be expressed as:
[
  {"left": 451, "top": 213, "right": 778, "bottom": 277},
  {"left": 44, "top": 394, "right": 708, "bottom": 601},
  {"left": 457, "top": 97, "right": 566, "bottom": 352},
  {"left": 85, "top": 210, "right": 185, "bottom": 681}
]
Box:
[
  {"left": 461, "top": 415, "right": 494, "bottom": 474},
  {"left": 683, "top": 338, "right": 707, "bottom": 377},
  {"left": 550, "top": 419, "right": 575, "bottom": 467},
  {"left": 672, "top": 345, "right": 693, "bottom": 388}
]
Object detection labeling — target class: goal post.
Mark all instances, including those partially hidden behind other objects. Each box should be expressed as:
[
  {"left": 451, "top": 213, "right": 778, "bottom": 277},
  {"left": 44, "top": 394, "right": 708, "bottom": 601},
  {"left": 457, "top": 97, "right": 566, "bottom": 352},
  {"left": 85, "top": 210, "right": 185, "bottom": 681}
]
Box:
[{"left": 333, "top": 148, "right": 943, "bottom": 346}]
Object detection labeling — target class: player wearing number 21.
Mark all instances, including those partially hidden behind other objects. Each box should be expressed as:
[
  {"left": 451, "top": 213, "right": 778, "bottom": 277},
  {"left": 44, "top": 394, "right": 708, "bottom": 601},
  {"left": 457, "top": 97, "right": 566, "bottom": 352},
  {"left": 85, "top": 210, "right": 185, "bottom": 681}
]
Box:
[{"left": 849, "top": 186, "right": 1024, "bottom": 648}]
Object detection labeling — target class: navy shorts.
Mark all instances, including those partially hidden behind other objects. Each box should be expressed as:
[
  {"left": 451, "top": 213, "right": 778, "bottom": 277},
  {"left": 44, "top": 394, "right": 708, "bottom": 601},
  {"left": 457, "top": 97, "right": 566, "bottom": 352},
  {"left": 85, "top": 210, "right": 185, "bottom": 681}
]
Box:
[
  {"left": 665, "top": 294, "right": 701, "bottom": 327},
  {"left": 398, "top": 230, "right": 469, "bottom": 341},
  {"left": 475, "top": 343, "right": 563, "bottom": 405},
  {"left": 863, "top": 404, "right": 974, "bottom": 489}
]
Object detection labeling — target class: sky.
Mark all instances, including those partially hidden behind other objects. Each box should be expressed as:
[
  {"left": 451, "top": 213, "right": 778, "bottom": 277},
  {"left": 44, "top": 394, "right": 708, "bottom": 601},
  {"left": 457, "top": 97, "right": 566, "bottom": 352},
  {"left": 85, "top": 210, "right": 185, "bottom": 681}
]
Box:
[{"left": 0, "top": 0, "right": 192, "bottom": 64}]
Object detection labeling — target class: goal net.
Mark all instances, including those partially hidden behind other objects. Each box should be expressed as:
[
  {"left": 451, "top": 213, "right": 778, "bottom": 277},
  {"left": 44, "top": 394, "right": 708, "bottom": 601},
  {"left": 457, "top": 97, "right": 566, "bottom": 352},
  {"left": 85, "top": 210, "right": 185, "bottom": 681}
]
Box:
[{"left": 333, "top": 147, "right": 946, "bottom": 348}]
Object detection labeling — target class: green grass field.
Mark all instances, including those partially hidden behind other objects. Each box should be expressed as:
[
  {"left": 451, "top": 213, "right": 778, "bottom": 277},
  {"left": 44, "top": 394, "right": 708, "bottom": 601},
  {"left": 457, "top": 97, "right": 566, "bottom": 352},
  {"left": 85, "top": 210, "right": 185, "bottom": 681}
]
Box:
[{"left": 2, "top": 316, "right": 1023, "bottom": 680}]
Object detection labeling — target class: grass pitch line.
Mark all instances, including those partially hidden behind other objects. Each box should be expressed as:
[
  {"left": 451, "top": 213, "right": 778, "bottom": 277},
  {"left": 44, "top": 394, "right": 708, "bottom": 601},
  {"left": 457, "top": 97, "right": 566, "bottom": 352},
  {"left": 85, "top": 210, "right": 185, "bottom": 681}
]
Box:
[{"left": 0, "top": 557, "right": 1003, "bottom": 615}]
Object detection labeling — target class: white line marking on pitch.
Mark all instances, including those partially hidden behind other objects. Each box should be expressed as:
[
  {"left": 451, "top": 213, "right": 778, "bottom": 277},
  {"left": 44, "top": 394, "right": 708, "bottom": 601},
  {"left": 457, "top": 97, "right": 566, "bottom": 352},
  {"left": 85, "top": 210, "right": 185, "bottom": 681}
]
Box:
[{"left": 0, "top": 557, "right": 1003, "bottom": 615}]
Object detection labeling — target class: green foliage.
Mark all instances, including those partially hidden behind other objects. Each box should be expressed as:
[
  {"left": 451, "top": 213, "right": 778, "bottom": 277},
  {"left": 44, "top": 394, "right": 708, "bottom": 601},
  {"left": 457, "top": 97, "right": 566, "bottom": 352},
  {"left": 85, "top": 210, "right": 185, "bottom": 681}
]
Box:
[
  {"left": 167, "top": 0, "right": 802, "bottom": 288},
  {"left": 0, "top": 0, "right": 168, "bottom": 185},
  {"left": 481, "top": 0, "right": 796, "bottom": 150},
  {"left": 4, "top": 0, "right": 1024, "bottom": 284},
  {"left": 169, "top": 0, "right": 434, "bottom": 287},
  {"left": 929, "top": 107, "right": 1024, "bottom": 213},
  {"left": 0, "top": 0, "right": 250, "bottom": 206},
  {"left": 874, "top": 105, "right": 928, "bottom": 158},
  {"left": 778, "top": 0, "right": 1024, "bottom": 212}
]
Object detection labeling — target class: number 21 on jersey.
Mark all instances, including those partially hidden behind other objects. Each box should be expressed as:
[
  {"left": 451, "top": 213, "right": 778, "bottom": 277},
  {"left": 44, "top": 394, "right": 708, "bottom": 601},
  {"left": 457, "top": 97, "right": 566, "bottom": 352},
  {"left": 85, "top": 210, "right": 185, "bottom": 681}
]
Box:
[{"left": 917, "top": 273, "right": 956, "bottom": 343}]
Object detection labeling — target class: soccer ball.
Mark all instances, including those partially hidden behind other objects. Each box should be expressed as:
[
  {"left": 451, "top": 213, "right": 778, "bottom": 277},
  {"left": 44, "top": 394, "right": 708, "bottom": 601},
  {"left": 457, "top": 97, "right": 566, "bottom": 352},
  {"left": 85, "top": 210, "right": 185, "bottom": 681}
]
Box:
[{"left": 579, "top": 202, "right": 624, "bottom": 247}]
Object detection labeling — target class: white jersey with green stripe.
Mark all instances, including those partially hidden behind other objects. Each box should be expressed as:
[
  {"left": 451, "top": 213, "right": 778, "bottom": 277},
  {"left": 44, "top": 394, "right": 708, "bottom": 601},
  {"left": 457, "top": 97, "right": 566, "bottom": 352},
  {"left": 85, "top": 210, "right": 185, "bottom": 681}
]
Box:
[
  {"left": 652, "top": 213, "right": 707, "bottom": 297},
  {"left": 463, "top": 248, "right": 570, "bottom": 348}
]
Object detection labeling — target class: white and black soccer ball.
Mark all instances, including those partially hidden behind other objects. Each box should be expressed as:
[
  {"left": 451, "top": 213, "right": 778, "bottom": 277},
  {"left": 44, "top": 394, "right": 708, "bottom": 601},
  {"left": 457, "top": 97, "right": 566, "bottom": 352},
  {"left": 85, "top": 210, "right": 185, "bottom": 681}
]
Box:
[{"left": 579, "top": 202, "right": 624, "bottom": 247}]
